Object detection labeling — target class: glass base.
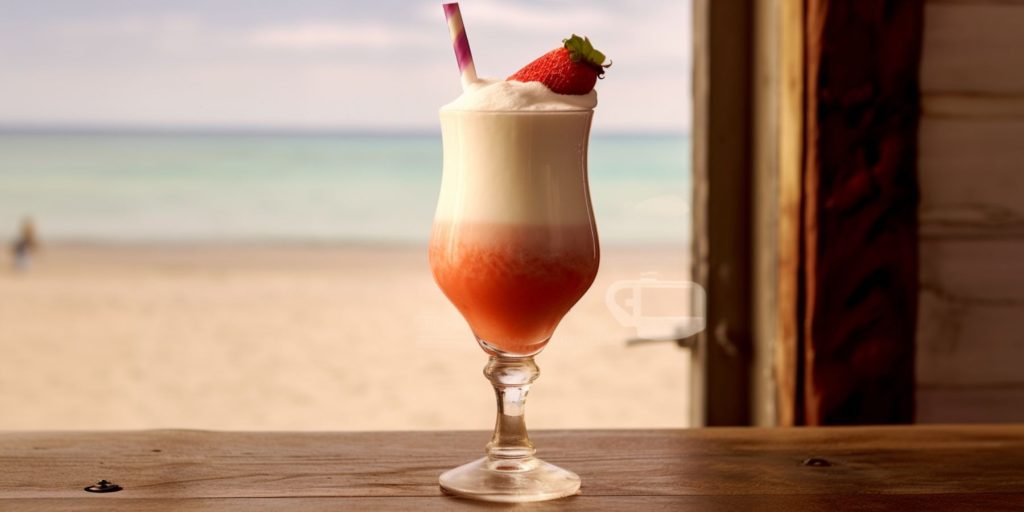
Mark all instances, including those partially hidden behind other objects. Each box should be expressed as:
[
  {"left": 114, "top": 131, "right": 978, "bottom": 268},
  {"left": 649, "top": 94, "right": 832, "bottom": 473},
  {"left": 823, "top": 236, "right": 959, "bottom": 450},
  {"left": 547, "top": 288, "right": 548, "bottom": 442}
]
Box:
[{"left": 439, "top": 456, "right": 581, "bottom": 503}]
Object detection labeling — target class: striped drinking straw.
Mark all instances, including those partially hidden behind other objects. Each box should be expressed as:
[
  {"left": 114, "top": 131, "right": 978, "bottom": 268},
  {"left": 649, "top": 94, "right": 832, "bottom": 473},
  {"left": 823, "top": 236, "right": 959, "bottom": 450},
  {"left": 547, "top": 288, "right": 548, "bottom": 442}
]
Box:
[{"left": 443, "top": 2, "right": 478, "bottom": 90}]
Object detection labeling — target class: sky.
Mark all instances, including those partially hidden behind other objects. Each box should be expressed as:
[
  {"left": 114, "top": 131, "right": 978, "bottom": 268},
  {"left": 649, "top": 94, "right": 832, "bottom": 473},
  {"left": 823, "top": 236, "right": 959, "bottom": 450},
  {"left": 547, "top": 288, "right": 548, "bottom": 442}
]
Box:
[{"left": 0, "top": 0, "right": 691, "bottom": 133}]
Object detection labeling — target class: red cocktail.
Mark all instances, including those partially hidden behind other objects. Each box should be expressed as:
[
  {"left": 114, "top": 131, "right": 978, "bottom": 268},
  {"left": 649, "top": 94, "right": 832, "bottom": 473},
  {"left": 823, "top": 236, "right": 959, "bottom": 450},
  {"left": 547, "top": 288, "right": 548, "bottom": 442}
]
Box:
[{"left": 430, "top": 109, "right": 599, "bottom": 501}]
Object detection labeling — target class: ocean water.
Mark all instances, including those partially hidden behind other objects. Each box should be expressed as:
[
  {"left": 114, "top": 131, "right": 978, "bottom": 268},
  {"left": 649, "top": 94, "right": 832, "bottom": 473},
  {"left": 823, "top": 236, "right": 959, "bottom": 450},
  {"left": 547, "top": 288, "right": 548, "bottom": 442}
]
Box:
[{"left": 0, "top": 132, "right": 690, "bottom": 245}]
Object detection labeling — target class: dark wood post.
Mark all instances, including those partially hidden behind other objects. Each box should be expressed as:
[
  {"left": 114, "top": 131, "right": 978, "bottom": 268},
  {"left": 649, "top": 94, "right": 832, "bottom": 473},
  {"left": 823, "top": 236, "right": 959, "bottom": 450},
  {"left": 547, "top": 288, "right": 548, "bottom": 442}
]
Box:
[
  {"left": 692, "top": 0, "right": 754, "bottom": 426},
  {"left": 800, "top": 0, "right": 923, "bottom": 424}
]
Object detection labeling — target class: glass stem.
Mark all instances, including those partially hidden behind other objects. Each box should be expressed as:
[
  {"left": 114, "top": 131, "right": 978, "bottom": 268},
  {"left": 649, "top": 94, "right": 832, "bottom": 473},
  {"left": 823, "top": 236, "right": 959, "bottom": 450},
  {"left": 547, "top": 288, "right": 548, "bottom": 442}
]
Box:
[{"left": 484, "top": 356, "right": 539, "bottom": 466}]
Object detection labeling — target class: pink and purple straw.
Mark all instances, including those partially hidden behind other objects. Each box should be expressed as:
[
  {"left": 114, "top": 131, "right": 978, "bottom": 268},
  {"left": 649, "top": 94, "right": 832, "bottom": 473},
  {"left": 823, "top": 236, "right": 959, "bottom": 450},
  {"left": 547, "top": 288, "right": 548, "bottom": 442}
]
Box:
[{"left": 443, "top": 2, "right": 478, "bottom": 89}]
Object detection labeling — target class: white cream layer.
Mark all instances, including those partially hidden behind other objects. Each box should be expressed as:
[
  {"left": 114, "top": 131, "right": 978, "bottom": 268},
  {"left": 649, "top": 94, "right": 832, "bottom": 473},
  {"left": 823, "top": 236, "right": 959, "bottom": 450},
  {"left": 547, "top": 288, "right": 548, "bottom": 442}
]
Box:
[
  {"left": 441, "top": 79, "right": 597, "bottom": 112},
  {"left": 434, "top": 109, "right": 596, "bottom": 226}
]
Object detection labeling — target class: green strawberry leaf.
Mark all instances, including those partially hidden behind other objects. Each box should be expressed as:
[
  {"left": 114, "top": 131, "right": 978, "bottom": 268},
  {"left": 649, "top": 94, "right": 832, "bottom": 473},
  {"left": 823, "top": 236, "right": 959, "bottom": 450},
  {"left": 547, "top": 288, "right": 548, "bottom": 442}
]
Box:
[{"left": 563, "top": 34, "right": 611, "bottom": 74}]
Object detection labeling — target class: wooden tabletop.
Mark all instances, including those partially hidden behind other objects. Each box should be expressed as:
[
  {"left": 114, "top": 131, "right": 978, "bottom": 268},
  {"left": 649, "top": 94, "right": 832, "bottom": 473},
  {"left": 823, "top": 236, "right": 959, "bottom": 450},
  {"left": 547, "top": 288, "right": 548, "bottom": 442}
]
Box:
[{"left": 1, "top": 426, "right": 1022, "bottom": 511}]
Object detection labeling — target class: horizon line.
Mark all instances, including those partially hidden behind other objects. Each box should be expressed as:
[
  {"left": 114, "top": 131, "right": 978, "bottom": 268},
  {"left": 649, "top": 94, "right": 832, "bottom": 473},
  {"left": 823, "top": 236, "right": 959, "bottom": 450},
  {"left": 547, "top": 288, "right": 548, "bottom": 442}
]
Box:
[{"left": 0, "top": 122, "right": 690, "bottom": 138}]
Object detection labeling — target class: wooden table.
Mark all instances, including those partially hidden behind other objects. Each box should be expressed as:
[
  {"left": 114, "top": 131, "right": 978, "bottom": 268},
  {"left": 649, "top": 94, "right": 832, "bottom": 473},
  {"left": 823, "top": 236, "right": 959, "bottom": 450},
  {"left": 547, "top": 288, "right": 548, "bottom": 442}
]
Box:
[{"left": 1, "top": 426, "right": 1022, "bottom": 511}]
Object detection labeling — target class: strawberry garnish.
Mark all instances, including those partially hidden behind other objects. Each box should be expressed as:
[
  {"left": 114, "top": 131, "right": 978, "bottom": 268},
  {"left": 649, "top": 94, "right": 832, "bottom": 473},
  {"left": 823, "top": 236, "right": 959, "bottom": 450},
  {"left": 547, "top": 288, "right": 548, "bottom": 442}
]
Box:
[{"left": 508, "top": 34, "right": 610, "bottom": 95}]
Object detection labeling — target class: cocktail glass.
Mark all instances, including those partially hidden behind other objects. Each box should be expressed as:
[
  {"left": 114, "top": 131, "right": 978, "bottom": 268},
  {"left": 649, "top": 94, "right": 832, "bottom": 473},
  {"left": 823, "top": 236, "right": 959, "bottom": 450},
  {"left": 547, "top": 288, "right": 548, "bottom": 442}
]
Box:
[{"left": 429, "top": 109, "right": 599, "bottom": 502}]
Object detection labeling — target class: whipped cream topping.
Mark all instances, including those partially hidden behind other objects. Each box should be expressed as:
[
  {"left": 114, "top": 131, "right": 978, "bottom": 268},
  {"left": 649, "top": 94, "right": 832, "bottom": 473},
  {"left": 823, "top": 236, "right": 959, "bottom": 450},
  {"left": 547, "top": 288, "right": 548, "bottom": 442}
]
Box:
[{"left": 441, "top": 79, "right": 597, "bottom": 111}]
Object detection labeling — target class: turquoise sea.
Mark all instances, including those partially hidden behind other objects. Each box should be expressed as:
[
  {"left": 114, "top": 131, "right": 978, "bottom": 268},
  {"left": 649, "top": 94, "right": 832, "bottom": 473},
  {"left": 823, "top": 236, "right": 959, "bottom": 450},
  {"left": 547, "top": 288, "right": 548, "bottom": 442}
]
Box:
[{"left": 0, "top": 131, "right": 690, "bottom": 245}]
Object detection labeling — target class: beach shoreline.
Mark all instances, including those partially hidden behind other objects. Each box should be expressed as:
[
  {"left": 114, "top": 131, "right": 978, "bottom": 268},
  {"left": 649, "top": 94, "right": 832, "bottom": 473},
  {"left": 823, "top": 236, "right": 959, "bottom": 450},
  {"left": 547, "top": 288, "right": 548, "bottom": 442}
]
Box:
[{"left": 0, "top": 243, "right": 692, "bottom": 431}]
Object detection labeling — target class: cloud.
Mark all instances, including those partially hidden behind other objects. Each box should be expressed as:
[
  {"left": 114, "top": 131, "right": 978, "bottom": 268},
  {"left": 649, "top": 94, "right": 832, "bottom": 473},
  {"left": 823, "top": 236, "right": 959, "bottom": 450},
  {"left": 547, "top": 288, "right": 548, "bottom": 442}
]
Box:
[
  {"left": 2, "top": 0, "right": 692, "bottom": 132},
  {"left": 420, "top": 0, "right": 613, "bottom": 31},
  {"left": 247, "top": 22, "right": 431, "bottom": 49},
  {"left": 37, "top": 14, "right": 214, "bottom": 54},
  {"left": 48, "top": 14, "right": 203, "bottom": 36},
  {"left": 471, "top": 2, "right": 611, "bottom": 30}
]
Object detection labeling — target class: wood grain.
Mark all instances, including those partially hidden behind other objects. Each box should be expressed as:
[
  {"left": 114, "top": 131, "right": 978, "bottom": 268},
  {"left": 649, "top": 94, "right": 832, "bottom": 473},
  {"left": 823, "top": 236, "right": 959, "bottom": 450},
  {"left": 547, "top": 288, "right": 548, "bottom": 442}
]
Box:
[
  {"left": 917, "top": 239, "right": 1024, "bottom": 386},
  {"left": 923, "top": 94, "right": 1024, "bottom": 119},
  {"left": 1, "top": 427, "right": 1023, "bottom": 511},
  {"left": 775, "top": 0, "right": 806, "bottom": 428},
  {"left": 921, "top": 1, "right": 1024, "bottom": 95},
  {"left": 915, "top": 0, "right": 1024, "bottom": 425},
  {"left": 752, "top": 0, "right": 781, "bottom": 427},
  {"left": 4, "top": 494, "right": 1024, "bottom": 512},
  {"left": 919, "top": 117, "right": 1024, "bottom": 239},
  {"left": 918, "top": 386, "right": 1024, "bottom": 423},
  {"left": 801, "top": 0, "right": 922, "bottom": 424},
  {"left": 691, "top": 0, "right": 754, "bottom": 426}
]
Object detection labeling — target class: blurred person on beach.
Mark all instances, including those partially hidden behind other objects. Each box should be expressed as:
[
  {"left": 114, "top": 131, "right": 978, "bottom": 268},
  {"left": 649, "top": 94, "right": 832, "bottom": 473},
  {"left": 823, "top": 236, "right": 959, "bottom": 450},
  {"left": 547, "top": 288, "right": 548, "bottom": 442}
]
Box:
[{"left": 11, "top": 218, "right": 39, "bottom": 272}]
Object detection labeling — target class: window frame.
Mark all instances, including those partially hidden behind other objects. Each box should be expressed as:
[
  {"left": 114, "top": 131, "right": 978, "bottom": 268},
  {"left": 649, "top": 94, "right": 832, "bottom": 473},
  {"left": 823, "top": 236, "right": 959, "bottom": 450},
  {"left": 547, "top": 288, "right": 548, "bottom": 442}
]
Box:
[{"left": 690, "top": 0, "right": 799, "bottom": 426}]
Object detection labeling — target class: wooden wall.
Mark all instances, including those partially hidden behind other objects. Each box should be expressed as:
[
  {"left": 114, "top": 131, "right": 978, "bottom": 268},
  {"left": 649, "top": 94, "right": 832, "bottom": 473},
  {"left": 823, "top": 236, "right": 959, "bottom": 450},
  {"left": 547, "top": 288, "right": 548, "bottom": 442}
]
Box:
[{"left": 917, "top": 0, "right": 1024, "bottom": 422}]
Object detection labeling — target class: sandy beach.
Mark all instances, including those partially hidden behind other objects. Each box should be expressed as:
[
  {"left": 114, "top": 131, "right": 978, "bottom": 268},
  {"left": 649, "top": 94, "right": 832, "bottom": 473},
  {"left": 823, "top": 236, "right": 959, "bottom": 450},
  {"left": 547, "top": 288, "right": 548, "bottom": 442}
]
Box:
[{"left": 0, "top": 244, "right": 692, "bottom": 431}]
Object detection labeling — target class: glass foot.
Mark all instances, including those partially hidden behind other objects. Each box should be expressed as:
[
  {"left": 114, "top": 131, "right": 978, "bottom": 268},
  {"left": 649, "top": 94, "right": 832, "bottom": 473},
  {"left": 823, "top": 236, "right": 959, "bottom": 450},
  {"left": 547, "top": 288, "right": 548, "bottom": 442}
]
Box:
[{"left": 439, "top": 456, "right": 581, "bottom": 503}]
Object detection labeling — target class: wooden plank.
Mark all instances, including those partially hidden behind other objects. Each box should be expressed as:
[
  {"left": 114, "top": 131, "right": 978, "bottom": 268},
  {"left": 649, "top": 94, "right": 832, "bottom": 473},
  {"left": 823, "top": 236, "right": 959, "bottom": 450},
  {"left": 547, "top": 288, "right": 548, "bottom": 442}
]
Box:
[
  {"left": 751, "top": 0, "right": 777, "bottom": 428},
  {"left": 920, "top": 239, "right": 1024, "bottom": 302},
  {"left": 1, "top": 427, "right": 1023, "bottom": 502},
  {"left": 801, "top": 0, "right": 922, "bottom": 424},
  {"left": 918, "top": 287, "right": 1024, "bottom": 385},
  {"left": 921, "top": 1, "right": 1024, "bottom": 95},
  {"left": 752, "top": 0, "right": 781, "bottom": 427},
  {"left": 750, "top": 0, "right": 806, "bottom": 428},
  {"left": 691, "top": 0, "right": 754, "bottom": 426},
  {"left": 775, "top": 0, "right": 805, "bottom": 428},
  {"left": 919, "top": 117, "right": 1024, "bottom": 238},
  {"left": 923, "top": 93, "right": 1024, "bottom": 119},
  {"left": 917, "top": 238, "right": 1024, "bottom": 386},
  {"left": 918, "top": 386, "right": 1024, "bottom": 423},
  {"left": 916, "top": 1, "right": 1024, "bottom": 424},
  {"left": 4, "top": 494, "right": 1024, "bottom": 512}
]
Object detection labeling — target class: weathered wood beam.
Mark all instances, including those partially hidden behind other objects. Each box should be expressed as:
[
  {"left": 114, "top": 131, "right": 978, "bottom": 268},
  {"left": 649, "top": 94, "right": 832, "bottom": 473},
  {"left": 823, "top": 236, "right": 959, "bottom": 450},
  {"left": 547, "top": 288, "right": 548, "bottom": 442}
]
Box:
[{"left": 800, "top": 0, "right": 924, "bottom": 424}]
